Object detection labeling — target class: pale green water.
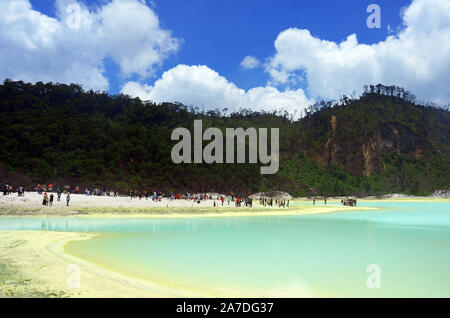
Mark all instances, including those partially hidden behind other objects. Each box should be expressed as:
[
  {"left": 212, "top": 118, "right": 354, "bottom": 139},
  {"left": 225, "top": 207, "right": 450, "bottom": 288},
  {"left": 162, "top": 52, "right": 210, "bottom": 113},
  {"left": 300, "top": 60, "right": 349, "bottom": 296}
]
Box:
[{"left": 1, "top": 201, "right": 449, "bottom": 297}]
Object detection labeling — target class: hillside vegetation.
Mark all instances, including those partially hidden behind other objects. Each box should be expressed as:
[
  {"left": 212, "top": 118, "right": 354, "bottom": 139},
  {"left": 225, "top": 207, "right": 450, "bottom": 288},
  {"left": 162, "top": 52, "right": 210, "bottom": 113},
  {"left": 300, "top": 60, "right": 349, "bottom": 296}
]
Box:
[{"left": 0, "top": 80, "right": 449, "bottom": 196}]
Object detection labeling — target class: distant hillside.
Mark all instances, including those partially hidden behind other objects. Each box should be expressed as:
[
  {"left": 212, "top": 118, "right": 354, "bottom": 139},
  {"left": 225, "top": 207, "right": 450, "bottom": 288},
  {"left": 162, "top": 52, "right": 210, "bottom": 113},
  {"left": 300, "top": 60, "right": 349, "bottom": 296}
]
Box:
[
  {"left": 0, "top": 80, "right": 449, "bottom": 196},
  {"left": 284, "top": 92, "right": 450, "bottom": 196}
]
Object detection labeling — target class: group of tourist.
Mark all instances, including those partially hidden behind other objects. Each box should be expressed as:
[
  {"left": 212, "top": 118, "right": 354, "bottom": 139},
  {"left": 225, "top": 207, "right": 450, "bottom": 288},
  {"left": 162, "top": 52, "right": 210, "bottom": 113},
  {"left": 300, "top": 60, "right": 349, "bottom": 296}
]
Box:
[
  {"left": 2, "top": 180, "right": 362, "bottom": 210},
  {"left": 341, "top": 198, "right": 357, "bottom": 206},
  {"left": 259, "top": 197, "right": 290, "bottom": 208},
  {"left": 1, "top": 183, "right": 24, "bottom": 196},
  {"left": 128, "top": 190, "right": 236, "bottom": 206},
  {"left": 37, "top": 184, "right": 109, "bottom": 196},
  {"left": 41, "top": 191, "right": 70, "bottom": 206},
  {"left": 125, "top": 190, "right": 264, "bottom": 208},
  {"left": 232, "top": 197, "right": 250, "bottom": 207},
  {"left": 2, "top": 181, "right": 326, "bottom": 210},
  {"left": 36, "top": 184, "right": 60, "bottom": 193},
  {"left": 129, "top": 190, "right": 164, "bottom": 201},
  {"left": 84, "top": 187, "right": 116, "bottom": 196}
]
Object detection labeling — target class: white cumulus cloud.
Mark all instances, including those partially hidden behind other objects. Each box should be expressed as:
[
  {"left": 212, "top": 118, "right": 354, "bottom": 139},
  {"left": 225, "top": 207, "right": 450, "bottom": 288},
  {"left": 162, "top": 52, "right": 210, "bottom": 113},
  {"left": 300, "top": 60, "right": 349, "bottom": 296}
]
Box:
[
  {"left": 122, "top": 65, "right": 313, "bottom": 115},
  {"left": 266, "top": 0, "right": 450, "bottom": 103},
  {"left": 0, "top": 0, "right": 180, "bottom": 91},
  {"left": 240, "top": 56, "right": 260, "bottom": 69}
]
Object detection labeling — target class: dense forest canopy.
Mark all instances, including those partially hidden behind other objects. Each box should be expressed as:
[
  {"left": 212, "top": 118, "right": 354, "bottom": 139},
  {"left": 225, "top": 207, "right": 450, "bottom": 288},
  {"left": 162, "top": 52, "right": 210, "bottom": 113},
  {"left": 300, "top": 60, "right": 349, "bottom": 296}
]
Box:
[{"left": 0, "top": 79, "right": 449, "bottom": 196}]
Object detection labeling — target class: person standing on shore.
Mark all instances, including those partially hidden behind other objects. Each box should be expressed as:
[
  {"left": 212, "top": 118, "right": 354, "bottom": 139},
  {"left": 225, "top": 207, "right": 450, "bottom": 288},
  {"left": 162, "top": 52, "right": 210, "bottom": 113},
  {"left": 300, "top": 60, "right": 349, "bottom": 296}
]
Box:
[
  {"left": 49, "top": 194, "right": 54, "bottom": 207},
  {"left": 313, "top": 198, "right": 315, "bottom": 206},
  {"left": 57, "top": 190, "right": 61, "bottom": 201},
  {"left": 66, "top": 193, "right": 71, "bottom": 207}
]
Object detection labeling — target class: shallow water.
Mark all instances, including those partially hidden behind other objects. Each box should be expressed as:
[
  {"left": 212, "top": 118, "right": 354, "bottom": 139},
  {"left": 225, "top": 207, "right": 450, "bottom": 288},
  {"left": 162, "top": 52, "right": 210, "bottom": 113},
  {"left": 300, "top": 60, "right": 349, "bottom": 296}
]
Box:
[{"left": 1, "top": 201, "right": 449, "bottom": 297}]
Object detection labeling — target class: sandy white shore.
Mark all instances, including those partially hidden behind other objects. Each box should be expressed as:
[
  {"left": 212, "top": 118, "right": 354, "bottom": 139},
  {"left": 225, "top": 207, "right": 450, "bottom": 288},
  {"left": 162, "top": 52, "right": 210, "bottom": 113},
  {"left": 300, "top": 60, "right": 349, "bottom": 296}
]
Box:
[
  {"left": 0, "top": 230, "right": 197, "bottom": 297},
  {"left": 0, "top": 230, "right": 323, "bottom": 298},
  {"left": 0, "top": 191, "right": 381, "bottom": 216},
  {"left": 0, "top": 191, "right": 227, "bottom": 210}
]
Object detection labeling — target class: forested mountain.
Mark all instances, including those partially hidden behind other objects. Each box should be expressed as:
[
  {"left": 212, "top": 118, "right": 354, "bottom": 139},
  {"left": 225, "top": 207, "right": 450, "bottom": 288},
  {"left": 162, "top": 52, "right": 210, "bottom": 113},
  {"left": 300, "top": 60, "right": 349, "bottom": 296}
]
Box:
[{"left": 0, "top": 80, "right": 449, "bottom": 196}]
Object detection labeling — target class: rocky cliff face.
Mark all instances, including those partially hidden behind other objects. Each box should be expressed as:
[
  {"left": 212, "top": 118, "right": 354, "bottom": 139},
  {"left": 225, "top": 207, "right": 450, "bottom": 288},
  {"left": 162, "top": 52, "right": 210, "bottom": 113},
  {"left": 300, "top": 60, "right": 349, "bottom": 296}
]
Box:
[{"left": 295, "top": 95, "right": 450, "bottom": 178}]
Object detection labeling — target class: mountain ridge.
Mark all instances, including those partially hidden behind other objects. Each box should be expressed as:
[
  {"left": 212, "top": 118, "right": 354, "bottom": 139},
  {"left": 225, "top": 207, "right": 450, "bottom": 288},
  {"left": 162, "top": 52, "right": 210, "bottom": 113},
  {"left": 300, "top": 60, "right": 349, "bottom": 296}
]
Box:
[{"left": 0, "top": 80, "right": 449, "bottom": 196}]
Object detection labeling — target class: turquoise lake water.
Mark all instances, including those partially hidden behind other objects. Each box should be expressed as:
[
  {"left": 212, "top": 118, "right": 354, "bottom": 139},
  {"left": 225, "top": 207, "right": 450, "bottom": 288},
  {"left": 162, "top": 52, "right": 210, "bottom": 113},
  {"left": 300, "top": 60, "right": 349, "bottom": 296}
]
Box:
[{"left": 1, "top": 201, "right": 449, "bottom": 297}]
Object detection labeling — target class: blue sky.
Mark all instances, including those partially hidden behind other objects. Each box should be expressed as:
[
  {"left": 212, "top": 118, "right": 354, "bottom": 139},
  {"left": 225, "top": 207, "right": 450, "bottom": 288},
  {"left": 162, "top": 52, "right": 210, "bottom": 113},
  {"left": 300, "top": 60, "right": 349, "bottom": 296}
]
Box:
[
  {"left": 2, "top": 0, "right": 449, "bottom": 113},
  {"left": 152, "top": 0, "right": 409, "bottom": 89},
  {"left": 30, "top": 0, "right": 410, "bottom": 94}
]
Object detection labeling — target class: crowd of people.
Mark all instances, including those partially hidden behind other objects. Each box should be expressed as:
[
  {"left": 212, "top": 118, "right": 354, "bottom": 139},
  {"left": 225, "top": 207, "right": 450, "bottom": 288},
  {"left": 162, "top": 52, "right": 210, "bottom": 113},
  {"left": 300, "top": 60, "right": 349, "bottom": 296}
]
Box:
[
  {"left": 341, "top": 198, "right": 357, "bottom": 206},
  {"left": 39, "top": 191, "right": 65, "bottom": 206},
  {"left": 7, "top": 181, "right": 371, "bottom": 211},
  {"left": 1, "top": 182, "right": 262, "bottom": 209},
  {"left": 2, "top": 181, "right": 364, "bottom": 209},
  {"left": 40, "top": 191, "right": 70, "bottom": 206},
  {"left": 127, "top": 190, "right": 259, "bottom": 208},
  {"left": 1, "top": 182, "right": 25, "bottom": 196},
  {"left": 259, "top": 197, "right": 290, "bottom": 208},
  {"left": 233, "top": 197, "right": 252, "bottom": 207}
]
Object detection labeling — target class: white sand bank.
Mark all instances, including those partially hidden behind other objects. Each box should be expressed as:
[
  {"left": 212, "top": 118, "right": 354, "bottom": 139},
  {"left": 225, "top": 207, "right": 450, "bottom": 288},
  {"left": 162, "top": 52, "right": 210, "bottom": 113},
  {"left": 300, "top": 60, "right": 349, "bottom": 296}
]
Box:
[
  {"left": 0, "top": 191, "right": 379, "bottom": 216},
  {"left": 0, "top": 230, "right": 196, "bottom": 297}
]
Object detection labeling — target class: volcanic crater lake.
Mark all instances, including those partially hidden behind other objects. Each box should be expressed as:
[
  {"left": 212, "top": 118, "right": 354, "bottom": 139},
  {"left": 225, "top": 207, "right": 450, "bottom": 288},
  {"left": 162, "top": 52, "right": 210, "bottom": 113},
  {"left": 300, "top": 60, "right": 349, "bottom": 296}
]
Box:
[{"left": 1, "top": 201, "right": 449, "bottom": 297}]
